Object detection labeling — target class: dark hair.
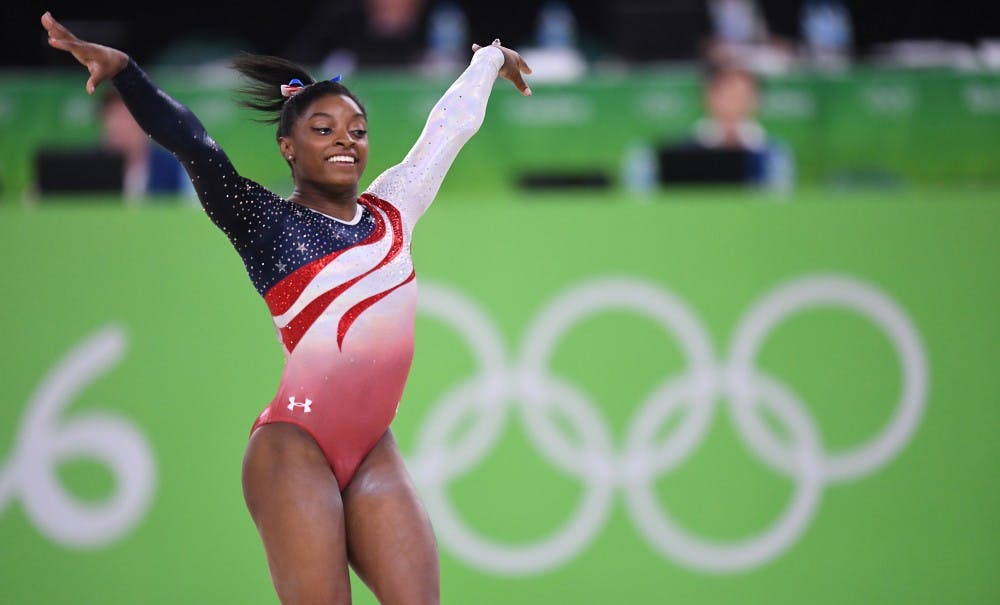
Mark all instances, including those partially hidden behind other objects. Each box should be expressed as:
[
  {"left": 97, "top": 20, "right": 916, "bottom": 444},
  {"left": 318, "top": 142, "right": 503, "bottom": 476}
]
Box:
[{"left": 231, "top": 52, "right": 367, "bottom": 141}]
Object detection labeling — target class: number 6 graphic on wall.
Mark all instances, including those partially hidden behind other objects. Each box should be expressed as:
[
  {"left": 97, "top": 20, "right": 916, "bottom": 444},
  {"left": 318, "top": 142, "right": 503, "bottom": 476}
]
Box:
[{"left": 0, "top": 325, "right": 156, "bottom": 548}]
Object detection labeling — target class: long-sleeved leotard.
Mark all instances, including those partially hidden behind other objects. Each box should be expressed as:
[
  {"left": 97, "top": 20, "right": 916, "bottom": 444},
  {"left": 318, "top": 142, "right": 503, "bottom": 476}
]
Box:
[{"left": 113, "top": 46, "right": 505, "bottom": 489}]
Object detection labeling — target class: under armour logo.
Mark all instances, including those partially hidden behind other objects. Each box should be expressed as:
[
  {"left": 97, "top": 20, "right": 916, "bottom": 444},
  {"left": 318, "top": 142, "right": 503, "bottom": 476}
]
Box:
[{"left": 287, "top": 396, "right": 312, "bottom": 413}]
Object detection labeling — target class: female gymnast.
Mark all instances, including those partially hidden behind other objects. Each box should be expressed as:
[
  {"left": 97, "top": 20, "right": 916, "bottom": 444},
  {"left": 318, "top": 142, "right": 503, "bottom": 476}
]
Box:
[{"left": 42, "top": 10, "right": 531, "bottom": 604}]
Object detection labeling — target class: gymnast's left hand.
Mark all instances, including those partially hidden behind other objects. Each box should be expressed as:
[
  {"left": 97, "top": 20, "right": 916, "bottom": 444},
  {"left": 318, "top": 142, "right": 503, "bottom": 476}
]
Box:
[
  {"left": 472, "top": 39, "right": 533, "bottom": 97},
  {"left": 41, "top": 11, "right": 129, "bottom": 95}
]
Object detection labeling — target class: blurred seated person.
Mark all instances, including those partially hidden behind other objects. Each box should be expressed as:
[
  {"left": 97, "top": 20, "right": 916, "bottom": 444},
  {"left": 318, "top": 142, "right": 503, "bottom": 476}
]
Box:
[
  {"left": 100, "top": 87, "right": 193, "bottom": 201},
  {"left": 659, "top": 60, "right": 794, "bottom": 191},
  {"left": 696, "top": 60, "right": 767, "bottom": 150}
]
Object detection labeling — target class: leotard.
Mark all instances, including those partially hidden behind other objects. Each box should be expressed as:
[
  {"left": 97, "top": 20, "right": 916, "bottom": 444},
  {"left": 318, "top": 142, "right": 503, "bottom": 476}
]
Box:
[{"left": 113, "top": 46, "right": 505, "bottom": 489}]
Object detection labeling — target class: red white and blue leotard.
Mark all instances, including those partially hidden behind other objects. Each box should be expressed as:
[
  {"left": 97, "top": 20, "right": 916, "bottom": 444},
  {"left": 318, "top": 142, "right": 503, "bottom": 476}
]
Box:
[{"left": 113, "top": 46, "right": 505, "bottom": 489}]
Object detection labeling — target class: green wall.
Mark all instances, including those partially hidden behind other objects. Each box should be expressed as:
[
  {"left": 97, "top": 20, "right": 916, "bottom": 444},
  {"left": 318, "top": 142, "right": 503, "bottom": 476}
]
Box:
[{"left": 1, "top": 191, "right": 998, "bottom": 603}]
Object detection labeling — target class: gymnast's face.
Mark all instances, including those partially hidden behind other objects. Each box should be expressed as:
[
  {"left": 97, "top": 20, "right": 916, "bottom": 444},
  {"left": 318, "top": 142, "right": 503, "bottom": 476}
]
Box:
[{"left": 282, "top": 94, "right": 369, "bottom": 191}]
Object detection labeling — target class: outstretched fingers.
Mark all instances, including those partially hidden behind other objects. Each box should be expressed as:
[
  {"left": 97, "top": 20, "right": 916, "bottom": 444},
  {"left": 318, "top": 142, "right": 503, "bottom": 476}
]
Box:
[
  {"left": 502, "top": 50, "right": 532, "bottom": 97},
  {"left": 509, "top": 57, "right": 533, "bottom": 96},
  {"left": 42, "top": 12, "right": 92, "bottom": 93},
  {"left": 472, "top": 39, "right": 534, "bottom": 97},
  {"left": 41, "top": 11, "right": 128, "bottom": 95},
  {"left": 41, "top": 11, "right": 76, "bottom": 44}
]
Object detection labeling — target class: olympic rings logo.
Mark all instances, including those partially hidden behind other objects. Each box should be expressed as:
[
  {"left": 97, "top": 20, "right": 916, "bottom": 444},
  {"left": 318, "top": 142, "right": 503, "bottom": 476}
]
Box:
[
  {"left": 407, "top": 274, "right": 928, "bottom": 574},
  {"left": 0, "top": 325, "right": 156, "bottom": 548}
]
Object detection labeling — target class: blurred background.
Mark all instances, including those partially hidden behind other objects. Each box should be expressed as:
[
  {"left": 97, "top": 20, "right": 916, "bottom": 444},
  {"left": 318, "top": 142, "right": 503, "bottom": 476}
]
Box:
[
  {"left": 4, "top": 0, "right": 1000, "bottom": 201},
  {"left": 1, "top": 1, "right": 998, "bottom": 604}
]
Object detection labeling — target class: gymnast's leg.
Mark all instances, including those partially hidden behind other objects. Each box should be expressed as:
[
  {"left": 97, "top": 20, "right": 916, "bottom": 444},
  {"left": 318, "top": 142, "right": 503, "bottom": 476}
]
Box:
[
  {"left": 242, "top": 423, "right": 352, "bottom": 605},
  {"left": 343, "top": 430, "right": 439, "bottom": 605}
]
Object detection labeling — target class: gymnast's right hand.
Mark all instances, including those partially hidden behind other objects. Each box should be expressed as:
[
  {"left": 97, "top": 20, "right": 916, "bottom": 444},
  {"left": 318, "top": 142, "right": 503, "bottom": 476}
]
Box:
[{"left": 41, "top": 11, "right": 129, "bottom": 95}]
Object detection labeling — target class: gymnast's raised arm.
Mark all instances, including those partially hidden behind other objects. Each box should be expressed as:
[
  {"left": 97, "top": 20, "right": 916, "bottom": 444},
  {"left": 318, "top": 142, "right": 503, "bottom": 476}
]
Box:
[
  {"left": 41, "top": 11, "right": 249, "bottom": 235},
  {"left": 366, "top": 40, "right": 532, "bottom": 222}
]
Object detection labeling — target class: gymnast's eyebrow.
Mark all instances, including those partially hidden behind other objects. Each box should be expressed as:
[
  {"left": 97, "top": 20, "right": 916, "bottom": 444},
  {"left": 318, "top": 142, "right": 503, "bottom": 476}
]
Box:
[{"left": 307, "top": 112, "right": 366, "bottom": 120}]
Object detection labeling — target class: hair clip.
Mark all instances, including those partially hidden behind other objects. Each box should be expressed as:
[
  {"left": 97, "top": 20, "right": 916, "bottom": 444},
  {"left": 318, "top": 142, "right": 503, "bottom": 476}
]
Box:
[{"left": 280, "top": 78, "right": 306, "bottom": 98}]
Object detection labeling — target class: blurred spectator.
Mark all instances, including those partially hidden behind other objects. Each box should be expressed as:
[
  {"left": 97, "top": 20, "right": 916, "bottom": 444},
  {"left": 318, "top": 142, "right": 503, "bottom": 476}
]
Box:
[
  {"left": 283, "top": 0, "right": 431, "bottom": 73},
  {"left": 655, "top": 60, "right": 794, "bottom": 191},
  {"left": 708, "top": 0, "right": 769, "bottom": 53},
  {"left": 697, "top": 60, "right": 793, "bottom": 188},
  {"left": 696, "top": 61, "right": 768, "bottom": 150},
  {"left": 797, "top": 0, "right": 854, "bottom": 69},
  {"left": 516, "top": 1, "right": 587, "bottom": 83},
  {"left": 705, "top": 0, "right": 796, "bottom": 73},
  {"left": 98, "top": 88, "right": 192, "bottom": 201},
  {"left": 6, "top": 2, "right": 1000, "bottom": 69},
  {"left": 421, "top": 1, "right": 470, "bottom": 75},
  {"left": 31, "top": 89, "right": 192, "bottom": 201}
]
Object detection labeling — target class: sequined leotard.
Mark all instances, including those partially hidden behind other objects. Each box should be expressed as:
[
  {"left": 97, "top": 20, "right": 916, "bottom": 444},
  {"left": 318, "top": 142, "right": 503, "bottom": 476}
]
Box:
[{"left": 113, "top": 46, "right": 505, "bottom": 489}]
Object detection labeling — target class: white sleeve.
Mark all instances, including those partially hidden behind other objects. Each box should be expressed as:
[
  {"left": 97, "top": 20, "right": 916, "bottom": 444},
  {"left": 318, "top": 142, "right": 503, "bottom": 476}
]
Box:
[{"left": 366, "top": 45, "right": 504, "bottom": 223}]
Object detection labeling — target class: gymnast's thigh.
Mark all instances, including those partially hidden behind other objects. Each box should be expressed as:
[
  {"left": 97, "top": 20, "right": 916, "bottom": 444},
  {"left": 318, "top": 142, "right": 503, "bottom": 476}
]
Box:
[
  {"left": 343, "top": 430, "right": 439, "bottom": 605},
  {"left": 242, "top": 423, "right": 352, "bottom": 605}
]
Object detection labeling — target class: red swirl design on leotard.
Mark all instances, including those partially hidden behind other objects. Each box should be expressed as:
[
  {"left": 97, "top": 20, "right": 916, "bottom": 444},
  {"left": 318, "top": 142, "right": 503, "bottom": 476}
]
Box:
[
  {"left": 337, "top": 268, "right": 416, "bottom": 349},
  {"left": 264, "top": 205, "right": 386, "bottom": 316},
  {"left": 269, "top": 194, "right": 409, "bottom": 353}
]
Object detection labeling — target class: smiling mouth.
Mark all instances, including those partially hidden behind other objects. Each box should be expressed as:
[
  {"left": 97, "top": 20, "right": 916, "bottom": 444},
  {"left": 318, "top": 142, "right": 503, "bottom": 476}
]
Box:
[{"left": 327, "top": 155, "right": 357, "bottom": 164}]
